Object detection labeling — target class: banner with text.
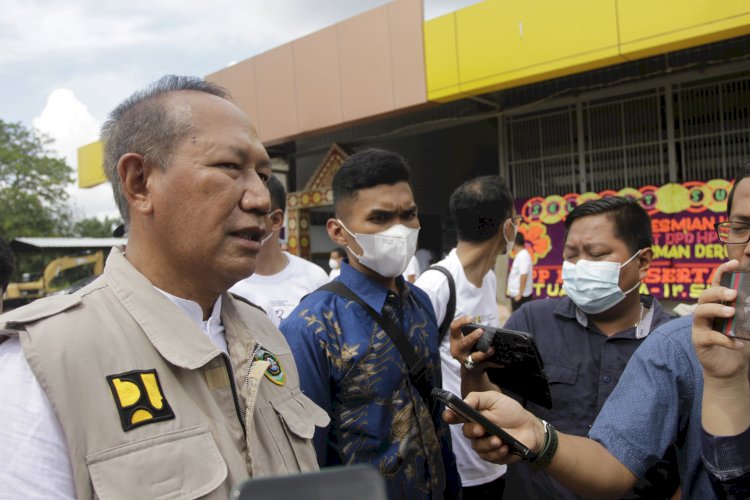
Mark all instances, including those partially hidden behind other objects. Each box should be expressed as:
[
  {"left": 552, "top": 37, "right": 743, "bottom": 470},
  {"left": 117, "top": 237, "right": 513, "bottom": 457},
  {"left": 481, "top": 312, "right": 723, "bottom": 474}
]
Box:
[{"left": 514, "top": 179, "right": 732, "bottom": 301}]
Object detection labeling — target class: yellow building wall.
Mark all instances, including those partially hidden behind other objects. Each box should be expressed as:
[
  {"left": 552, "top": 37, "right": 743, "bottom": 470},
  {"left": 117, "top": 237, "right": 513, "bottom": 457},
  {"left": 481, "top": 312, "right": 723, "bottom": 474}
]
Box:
[
  {"left": 77, "top": 140, "right": 106, "bottom": 188},
  {"left": 425, "top": 0, "right": 750, "bottom": 102}
]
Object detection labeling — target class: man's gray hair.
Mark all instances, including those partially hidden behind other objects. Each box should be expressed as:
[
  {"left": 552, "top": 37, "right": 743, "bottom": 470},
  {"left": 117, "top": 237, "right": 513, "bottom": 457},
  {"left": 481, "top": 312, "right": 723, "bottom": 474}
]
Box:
[{"left": 100, "top": 75, "right": 230, "bottom": 223}]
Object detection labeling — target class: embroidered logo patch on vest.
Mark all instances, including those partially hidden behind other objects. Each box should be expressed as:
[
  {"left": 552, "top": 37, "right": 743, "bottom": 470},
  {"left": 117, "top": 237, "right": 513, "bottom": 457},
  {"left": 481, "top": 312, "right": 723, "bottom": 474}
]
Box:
[
  {"left": 106, "top": 369, "right": 175, "bottom": 431},
  {"left": 255, "top": 347, "right": 286, "bottom": 386}
]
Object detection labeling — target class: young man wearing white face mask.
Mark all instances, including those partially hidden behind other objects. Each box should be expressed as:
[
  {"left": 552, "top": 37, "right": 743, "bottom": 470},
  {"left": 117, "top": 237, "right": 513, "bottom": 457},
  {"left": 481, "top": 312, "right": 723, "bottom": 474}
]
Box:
[
  {"left": 453, "top": 196, "right": 679, "bottom": 499},
  {"left": 280, "top": 149, "right": 460, "bottom": 500}
]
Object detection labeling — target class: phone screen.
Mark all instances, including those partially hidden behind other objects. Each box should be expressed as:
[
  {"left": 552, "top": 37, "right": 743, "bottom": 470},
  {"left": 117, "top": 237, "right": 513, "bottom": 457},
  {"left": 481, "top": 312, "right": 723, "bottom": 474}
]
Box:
[{"left": 715, "top": 271, "right": 750, "bottom": 341}]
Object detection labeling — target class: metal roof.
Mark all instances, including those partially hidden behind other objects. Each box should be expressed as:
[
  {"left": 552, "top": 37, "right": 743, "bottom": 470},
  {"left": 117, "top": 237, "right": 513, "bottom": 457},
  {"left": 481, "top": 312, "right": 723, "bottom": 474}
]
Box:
[{"left": 10, "top": 237, "right": 128, "bottom": 252}]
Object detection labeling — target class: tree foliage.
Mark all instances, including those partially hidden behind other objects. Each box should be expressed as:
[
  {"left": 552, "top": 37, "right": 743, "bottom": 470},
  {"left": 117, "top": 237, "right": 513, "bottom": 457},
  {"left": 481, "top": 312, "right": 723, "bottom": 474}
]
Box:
[
  {"left": 72, "top": 216, "right": 121, "bottom": 238},
  {"left": 0, "top": 119, "right": 75, "bottom": 241}
]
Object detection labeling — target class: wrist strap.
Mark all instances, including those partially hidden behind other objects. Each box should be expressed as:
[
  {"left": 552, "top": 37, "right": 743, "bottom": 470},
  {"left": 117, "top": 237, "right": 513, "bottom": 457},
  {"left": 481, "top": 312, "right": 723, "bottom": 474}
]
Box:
[{"left": 528, "top": 418, "right": 558, "bottom": 470}]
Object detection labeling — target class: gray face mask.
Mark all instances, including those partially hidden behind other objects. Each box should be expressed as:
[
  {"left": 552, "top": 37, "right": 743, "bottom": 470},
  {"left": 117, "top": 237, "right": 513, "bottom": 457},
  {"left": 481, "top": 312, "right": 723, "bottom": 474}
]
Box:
[
  {"left": 562, "top": 250, "right": 641, "bottom": 314},
  {"left": 337, "top": 220, "right": 420, "bottom": 278}
]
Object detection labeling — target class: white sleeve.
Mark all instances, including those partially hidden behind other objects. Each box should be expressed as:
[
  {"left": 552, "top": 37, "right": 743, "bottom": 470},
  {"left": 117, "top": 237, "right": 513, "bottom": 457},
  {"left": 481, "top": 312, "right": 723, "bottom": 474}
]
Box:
[
  {"left": 403, "top": 256, "right": 419, "bottom": 278},
  {"left": 414, "top": 270, "right": 450, "bottom": 324},
  {"left": 0, "top": 337, "right": 76, "bottom": 499}
]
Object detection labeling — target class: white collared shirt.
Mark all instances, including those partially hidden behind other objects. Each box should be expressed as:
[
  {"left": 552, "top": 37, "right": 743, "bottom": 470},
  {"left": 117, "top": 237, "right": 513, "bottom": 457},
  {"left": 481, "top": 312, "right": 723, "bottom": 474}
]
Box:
[{"left": 0, "top": 291, "right": 227, "bottom": 498}]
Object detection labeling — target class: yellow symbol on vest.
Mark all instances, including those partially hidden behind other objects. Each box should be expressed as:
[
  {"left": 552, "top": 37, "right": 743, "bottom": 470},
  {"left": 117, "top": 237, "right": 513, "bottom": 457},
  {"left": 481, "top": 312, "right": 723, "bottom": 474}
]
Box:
[{"left": 107, "top": 369, "right": 175, "bottom": 432}]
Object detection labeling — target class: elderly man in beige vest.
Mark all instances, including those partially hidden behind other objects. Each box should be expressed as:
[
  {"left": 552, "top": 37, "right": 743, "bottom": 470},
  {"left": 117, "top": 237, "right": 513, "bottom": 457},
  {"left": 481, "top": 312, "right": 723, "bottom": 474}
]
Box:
[{"left": 0, "top": 76, "right": 328, "bottom": 498}]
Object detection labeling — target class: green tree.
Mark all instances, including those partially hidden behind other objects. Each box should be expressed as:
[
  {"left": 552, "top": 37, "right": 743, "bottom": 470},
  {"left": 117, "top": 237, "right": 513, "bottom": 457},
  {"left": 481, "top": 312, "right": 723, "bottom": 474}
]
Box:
[
  {"left": 0, "top": 119, "right": 74, "bottom": 241},
  {"left": 72, "top": 216, "right": 122, "bottom": 237}
]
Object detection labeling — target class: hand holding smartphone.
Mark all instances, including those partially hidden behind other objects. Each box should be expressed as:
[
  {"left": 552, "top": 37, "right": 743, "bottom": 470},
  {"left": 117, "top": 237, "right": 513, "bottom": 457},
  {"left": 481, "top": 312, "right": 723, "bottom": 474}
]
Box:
[
  {"left": 432, "top": 387, "right": 536, "bottom": 460},
  {"left": 459, "top": 323, "right": 553, "bottom": 409}
]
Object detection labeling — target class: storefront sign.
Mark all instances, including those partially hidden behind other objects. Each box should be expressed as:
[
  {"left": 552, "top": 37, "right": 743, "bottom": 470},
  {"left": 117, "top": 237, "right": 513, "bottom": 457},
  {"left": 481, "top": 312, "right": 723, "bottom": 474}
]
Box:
[{"left": 514, "top": 180, "right": 732, "bottom": 301}]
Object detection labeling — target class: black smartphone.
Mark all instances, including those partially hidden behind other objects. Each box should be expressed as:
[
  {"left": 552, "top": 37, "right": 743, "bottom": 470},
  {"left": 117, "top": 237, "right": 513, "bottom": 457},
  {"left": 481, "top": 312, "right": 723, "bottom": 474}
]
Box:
[
  {"left": 460, "top": 323, "right": 552, "bottom": 409},
  {"left": 713, "top": 271, "right": 750, "bottom": 341},
  {"left": 432, "top": 387, "right": 536, "bottom": 460}
]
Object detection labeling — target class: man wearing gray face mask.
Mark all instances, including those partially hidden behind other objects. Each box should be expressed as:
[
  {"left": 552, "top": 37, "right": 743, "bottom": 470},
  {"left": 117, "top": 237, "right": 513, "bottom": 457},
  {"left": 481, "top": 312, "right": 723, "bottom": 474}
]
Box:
[
  {"left": 452, "top": 196, "right": 679, "bottom": 499},
  {"left": 279, "top": 149, "right": 460, "bottom": 500}
]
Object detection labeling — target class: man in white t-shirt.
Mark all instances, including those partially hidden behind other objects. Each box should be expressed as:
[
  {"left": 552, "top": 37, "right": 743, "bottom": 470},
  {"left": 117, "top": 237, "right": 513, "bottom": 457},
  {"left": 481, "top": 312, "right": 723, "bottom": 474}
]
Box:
[
  {"left": 415, "top": 175, "right": 517, "bottom": 499},
  {"left": 328, "top": 247, "right": 345, "bottom": 281},
  {"left": 403, "top": 254, "right": 420, "bottom": 282},
  {"left": 507, "top": 232, "right": 534, "bottom": 312},
  {"left": 231, "top": 176, "right": 328, "bottom": 326}
]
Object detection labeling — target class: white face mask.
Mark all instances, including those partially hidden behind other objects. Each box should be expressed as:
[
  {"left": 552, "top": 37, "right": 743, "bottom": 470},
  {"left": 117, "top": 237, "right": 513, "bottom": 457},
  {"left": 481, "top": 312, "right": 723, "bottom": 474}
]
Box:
[
  {"left": 328, "top": 258, "right": 340, "bottom": 270},
  {"left": 337, "top": 220, "right": 420, "bottom": 278},
  {"left": 562, "top": 250, "right": 641, "bottom": 315},
  {"left": 260, "top": 231, "right": 275, "bottom": 246},
  {"left": 504, "top": 219, "right": 519, "bottom": 255}
]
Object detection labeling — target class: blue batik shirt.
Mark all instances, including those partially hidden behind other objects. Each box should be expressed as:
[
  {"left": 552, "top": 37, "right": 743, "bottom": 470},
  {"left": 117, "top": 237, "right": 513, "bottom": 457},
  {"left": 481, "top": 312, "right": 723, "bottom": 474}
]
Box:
[{"left": 280, "top": 261, "right": 459, "bottom": 499}]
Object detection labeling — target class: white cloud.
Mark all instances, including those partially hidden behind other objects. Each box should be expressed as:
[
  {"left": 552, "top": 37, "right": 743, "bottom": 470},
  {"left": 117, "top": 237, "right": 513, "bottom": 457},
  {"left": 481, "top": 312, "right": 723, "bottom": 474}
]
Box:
[
  {"left": 2, "top": 0, "right": 394, "bottom": 220},
  {"left": 32, "top": 88, "right": 119, "bottom": 220}
]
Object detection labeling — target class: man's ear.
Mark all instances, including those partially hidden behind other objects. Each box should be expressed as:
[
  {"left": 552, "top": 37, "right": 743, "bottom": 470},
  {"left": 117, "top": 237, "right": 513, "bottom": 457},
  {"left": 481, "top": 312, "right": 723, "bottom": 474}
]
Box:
[
  {"left": 269, "top": 208, "right": 284, "bottom": 232},
  {"left": 327, "top": 218, "right": 347, "bottom": 247},
  {"left": 118, "top": 153, "right": 155, "bottom": 216},
  {"left": 637, "top": 247, "right": 654, "bottom": 281}
]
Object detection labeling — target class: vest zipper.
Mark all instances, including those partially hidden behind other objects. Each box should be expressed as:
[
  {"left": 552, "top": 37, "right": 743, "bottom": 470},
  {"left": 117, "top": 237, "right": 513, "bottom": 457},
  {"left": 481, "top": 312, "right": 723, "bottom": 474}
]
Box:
[
  {"left": 244, "top": 343, "right": 262, "bottom": 395},
  {"left": 221, "top": 352, "right": 246, "bottom": 435}
]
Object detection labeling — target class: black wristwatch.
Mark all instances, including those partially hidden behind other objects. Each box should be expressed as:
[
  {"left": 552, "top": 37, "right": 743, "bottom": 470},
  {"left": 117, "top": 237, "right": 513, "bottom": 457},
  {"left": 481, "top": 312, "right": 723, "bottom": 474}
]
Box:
[{"left": 528, "top": 418, "right": 558, "bottom": 470}]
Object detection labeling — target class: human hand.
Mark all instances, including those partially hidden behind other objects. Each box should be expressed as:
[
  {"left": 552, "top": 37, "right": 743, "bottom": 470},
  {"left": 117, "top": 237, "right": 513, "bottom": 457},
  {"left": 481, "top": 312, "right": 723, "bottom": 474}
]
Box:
[
  {"left": 513, "top": 295, "right": 521, "bottom": 302},
  {"left": 693, "top": 259, "right": 750, "bottom": 380},
  {"left": 449, "top": 316, "right": 496, "bottom": 374},
  {"left": 442, "top": 391, "right": 543, "bottom": 464}
]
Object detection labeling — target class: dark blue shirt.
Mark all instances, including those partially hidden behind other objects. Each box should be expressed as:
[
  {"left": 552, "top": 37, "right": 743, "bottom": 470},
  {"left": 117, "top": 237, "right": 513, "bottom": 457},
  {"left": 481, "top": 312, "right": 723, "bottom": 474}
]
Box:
[
  {"left": 702, "top": 419, "right": 750, "bottom": 498},
  {"left": 502, "top": 296, "right": 677, "bottom": 500},
  {"left": 279, "top": 262, "right": 459, "bottom": 500}
]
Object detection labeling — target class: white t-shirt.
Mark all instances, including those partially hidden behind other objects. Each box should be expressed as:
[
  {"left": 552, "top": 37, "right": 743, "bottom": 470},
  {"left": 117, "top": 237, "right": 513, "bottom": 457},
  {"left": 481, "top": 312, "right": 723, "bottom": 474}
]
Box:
[
  {"left": 230, "top": 252, "right": 328, "bottom": 327},
  {"left": 507, "top": 247, "right": 533, "bottom": 297},
  {"left": 414, "top": 249, "right": 506, "bottom": 486},
  {"left": 402, "top": 255, "right": 420, "bottom": 280},
  {"left": 328, "top": 267, "right": 340, "bottom": 281},
  {"left": 0, "top": 292, "right": 227, "bottom": 499}
]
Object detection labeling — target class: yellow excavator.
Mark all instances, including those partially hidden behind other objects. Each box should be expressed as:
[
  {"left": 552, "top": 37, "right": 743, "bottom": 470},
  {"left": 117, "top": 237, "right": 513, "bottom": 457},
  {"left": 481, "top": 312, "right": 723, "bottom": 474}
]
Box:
[
  {"left": 4, "top": 252, "right": 104, "bottom": 301},
  {"left": 2, "top": 237, "right": 126, "bottom": 309}
]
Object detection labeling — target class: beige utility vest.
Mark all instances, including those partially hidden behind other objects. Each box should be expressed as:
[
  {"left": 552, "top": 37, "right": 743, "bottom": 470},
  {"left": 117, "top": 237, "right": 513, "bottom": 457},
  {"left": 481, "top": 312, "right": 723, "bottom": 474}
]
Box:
[{"left": 0, "top": 248, "right": 329, "bottom": 499}]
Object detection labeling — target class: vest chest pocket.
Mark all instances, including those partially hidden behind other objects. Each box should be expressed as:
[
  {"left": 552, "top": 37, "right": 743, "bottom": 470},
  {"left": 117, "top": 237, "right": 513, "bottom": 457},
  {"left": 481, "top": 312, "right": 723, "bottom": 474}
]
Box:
[
  {"left": 85, "top": 425, "right": 227, "bottom": 500},
  {"left": 253, "top": 389, "right": 329, "bottom": 475}
]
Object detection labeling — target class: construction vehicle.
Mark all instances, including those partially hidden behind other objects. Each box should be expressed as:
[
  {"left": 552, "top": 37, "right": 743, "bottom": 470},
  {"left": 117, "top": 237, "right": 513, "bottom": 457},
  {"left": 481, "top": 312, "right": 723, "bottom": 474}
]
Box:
[{"left": 2, "top": 237, "right": 126, "bottom": 309}]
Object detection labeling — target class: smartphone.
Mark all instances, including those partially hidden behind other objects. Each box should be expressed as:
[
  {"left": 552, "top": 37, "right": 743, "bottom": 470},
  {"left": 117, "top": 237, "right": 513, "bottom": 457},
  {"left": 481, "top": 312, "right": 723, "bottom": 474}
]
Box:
[
  {"left": 460, "top": 324, "right": 552, "bottom": 409},
  {"left": 713, "top": 271, "right": 750, "bottom": 341},
  {"left": 432, "top": 387, "right": 536, "bottom": 460}
]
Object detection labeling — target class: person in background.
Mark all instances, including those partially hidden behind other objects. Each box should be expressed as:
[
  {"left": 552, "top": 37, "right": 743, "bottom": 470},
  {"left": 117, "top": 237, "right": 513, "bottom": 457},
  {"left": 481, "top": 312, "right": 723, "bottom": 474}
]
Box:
[
  {"left": 415, "top": 175, "right": 514, "bottom": 499},
  {"left": 443, "top": 176, "right": 750, "bottom": 497},
  {"left": 403, "top": 254, "right": 420, "bottom": 282},
  {"left": 415, "top": 246, "right": 434, "bottom": 275},
  {"left": 280, "top": 149, "right": 460, "bottom": 499},
  {"left": 454, "top": 196, "right": 679, "bottom": 499},
  {"left": 692, "top": 166, "right": 750, "bottom": 497},
  {"left": 0, "top": 236, "right": 15, "bottom": 313},
  {"left": 230, "top": 175, "right": 328, "bottom": 327},
  {"left": 328, "top": 247, "right": 345, "bottom": 281},
  {"left": 507, "top": 232, "right": 533, "bottom": 311},
  {"left": 0, "top": 75, "right": 327, "bottom": 498}
]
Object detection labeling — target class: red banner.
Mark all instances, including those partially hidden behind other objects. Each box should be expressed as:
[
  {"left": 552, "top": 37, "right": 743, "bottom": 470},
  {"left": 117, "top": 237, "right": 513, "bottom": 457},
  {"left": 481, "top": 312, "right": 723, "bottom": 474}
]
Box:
[{"left": 513, "top": 180, "right": 732, "bottom": 301}]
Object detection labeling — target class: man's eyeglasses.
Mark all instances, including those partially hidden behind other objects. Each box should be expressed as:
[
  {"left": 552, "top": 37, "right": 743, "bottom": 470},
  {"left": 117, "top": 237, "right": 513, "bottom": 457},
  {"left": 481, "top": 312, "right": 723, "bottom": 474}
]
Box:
[{"left": 715, "top": 221, "right": 750, "bottom": 244}]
